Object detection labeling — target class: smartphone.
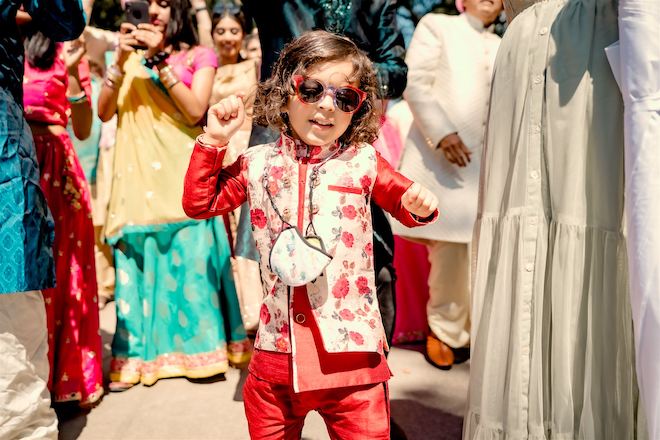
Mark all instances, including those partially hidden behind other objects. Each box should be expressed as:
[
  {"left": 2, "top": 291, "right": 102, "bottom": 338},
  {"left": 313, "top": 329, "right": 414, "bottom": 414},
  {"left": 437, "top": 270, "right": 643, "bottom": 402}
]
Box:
[
  {"left": 125, "top": 0, "right": 150, "bottom": 26},
  {"left": 125, "top": 0, "right": 150, "bottom": 49}
]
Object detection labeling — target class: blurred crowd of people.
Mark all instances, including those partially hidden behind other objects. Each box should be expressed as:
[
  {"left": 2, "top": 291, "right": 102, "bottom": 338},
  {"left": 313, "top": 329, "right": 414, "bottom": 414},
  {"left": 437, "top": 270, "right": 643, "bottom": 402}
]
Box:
[{"left": 1, "top": 0, "right": 658, "bottom": 439}]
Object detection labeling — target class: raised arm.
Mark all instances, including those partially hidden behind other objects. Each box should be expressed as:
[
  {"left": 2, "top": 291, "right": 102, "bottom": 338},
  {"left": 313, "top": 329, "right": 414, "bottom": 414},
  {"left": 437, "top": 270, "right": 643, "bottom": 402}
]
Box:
[
  {"left": 132, "top": 26, "right": 217, "bottom": 125},
  {"left": 156, "top": 45, "right": 216, "bottom": 125},
  {"left": 97, "top": 23, "right": 136, "bottom": 122},
  {"left": 183, "top": 94, "right": 250, "bottom": 218},
  {"left": 191, "top": 0, "right": 214, "bottom": 48},
  {"left": 182, "top": 143, "right": 249, "bottom": 219},
  {"left": 64, "top": 38, "right": 93, "bottom": 140}
]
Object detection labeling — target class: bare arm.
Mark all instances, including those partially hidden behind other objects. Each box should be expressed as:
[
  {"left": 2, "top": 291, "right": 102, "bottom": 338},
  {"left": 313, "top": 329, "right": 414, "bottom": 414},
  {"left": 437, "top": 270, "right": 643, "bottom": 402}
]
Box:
[
  {"left": 157, "top": 59, "right": 215, "bottom": 125},
  {"left": 96, "top": 68, "right": 120, "bottom": 122},
  {"left": 183, "top": 96, "right": 250, "bottom": 218},
  {"left": 133, "top": 23, "right": 216, "bottom": 125},
  {"left": 97, "top": 23, "right": 136, "bottom": 122},
  {"left": 83, "top": 0, "right": 94, "bottom": 24},
  {"left": 191, "top": 0, "right": 214, "bottom": 48},
  {"left": 65, "top": 38, "right": 93, "bottom": 140}
]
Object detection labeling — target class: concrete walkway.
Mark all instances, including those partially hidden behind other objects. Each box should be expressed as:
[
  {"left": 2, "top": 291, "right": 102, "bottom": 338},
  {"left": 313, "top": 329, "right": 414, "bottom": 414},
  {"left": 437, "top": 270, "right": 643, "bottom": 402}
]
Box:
[{"left": 58, "top": 305, "right": 468, "bottom": 440}]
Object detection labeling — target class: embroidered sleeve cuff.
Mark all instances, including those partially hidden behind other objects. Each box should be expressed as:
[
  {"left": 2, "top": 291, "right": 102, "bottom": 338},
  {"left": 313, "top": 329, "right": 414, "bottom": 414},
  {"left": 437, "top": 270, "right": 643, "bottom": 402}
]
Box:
[{"left": 410, "top": 210, "right": 439, "bottom": 224}]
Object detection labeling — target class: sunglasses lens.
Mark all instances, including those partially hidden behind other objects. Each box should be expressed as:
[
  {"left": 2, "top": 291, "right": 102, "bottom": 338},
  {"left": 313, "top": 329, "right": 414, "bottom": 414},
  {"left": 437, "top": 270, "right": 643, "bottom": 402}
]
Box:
[
  {"left": 298, "top": 79, "right": 325, "bottom": 104},
  {"left": 335, "top": 88, "right": 361, "bottom": 112}
]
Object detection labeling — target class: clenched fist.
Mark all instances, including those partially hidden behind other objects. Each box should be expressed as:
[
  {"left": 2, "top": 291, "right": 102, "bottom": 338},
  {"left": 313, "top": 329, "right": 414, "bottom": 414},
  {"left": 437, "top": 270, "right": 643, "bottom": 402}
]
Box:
[
  {"left": 201, "top": 95, "right": 245, "bottom": 146},
  {"left": 402, "top": 182, "right": 438, "bottom": 219}
]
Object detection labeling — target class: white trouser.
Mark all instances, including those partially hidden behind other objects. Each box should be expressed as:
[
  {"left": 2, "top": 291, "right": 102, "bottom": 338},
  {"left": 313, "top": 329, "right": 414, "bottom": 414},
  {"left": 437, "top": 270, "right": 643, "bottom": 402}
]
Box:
[
  {"left": 426, "top": 240, "right": 471, "bottom": 348},
  {"left": 0, "top": 291, "right": 58, "bottom": 440}
]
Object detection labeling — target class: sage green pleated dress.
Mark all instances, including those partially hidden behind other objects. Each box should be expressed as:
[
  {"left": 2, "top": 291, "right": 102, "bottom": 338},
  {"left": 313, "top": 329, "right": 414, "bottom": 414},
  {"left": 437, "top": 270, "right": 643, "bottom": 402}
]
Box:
[{"left": 464, "top": 0, "right": 645, "bottom": 438}]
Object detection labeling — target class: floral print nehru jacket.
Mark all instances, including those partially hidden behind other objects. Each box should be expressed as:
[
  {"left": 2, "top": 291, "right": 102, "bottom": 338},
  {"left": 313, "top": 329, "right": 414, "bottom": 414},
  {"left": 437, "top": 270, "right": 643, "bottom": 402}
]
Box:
[{"left": 183, "top": 134, "right": 437, "bottom": 354}]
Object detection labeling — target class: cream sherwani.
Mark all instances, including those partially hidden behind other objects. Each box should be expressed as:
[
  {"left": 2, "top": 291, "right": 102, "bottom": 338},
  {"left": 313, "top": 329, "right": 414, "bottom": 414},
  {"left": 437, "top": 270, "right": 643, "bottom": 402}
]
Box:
[
  {"left": 393, "top": 12, "right": 500, "bottom": 243},
  {"left": 618, "top": 0, "right": 660, "bottom": 436},
  {"left": 392, "top": 12, "right": 500, "bottom": 348}
]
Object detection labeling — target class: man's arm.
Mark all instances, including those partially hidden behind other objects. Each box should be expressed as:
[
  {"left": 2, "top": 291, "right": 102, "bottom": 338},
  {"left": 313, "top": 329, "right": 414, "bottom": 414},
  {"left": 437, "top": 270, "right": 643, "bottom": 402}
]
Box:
[
  {"left": 404, "top": 14, "right": 457, "bottom": 150},
  {"left": 370, "top": 0, "right": 408, "bottom": 99},
  {"left": 24, "top": 0, "right": 86, "bottom": 42}
]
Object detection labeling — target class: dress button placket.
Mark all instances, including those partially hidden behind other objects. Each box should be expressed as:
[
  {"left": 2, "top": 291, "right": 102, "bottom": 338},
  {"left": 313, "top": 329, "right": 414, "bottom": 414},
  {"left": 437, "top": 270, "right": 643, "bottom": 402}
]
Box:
[{"left": 518, "top": 10, "right": 554, "bottom": 426}]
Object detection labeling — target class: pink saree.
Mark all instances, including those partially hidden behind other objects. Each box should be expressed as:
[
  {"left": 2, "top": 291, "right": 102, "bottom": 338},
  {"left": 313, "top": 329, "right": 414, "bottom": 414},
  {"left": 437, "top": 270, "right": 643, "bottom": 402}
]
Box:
[{"left": 24, "top": 45, "right": 103, "bottom": 406}]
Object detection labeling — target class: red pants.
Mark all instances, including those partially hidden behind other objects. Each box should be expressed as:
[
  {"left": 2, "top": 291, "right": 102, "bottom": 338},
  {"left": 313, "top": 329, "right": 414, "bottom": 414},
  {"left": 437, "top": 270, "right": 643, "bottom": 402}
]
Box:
[{"left": 243, "top": 373, "right": 390, "bottom": 439}]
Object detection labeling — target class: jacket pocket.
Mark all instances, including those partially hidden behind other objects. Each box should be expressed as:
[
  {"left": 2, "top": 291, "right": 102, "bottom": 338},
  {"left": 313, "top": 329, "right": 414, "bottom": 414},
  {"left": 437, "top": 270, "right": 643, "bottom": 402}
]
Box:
[{"left": 327, "top": 185, "right": 363, "bottom": 195}]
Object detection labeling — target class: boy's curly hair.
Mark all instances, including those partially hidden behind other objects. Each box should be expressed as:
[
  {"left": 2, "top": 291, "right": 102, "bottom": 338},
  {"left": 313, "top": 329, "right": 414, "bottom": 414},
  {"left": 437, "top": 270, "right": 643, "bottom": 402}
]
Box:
[{"left": 253, "top": 30, "right": 381, "bottom": 147}]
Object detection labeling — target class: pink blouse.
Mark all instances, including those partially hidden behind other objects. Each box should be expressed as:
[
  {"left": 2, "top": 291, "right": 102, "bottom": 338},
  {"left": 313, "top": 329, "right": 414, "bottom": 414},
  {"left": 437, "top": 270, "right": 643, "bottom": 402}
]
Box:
[
  {"left": 23, "top": 43, "right": 92, "bottom": 127},
  {"left": 166, "top": 46, "right": 217, "bottom": 88}
]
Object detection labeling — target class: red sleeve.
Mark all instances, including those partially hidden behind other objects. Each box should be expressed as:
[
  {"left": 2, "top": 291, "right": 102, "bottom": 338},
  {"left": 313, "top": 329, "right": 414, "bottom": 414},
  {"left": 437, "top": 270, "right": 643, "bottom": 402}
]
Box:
[
  {"left": 371, "top": 151, "right": 438, "bottom": 227},
  {"left": 182, "top": 142, "right": 249, "bottom": 219}
]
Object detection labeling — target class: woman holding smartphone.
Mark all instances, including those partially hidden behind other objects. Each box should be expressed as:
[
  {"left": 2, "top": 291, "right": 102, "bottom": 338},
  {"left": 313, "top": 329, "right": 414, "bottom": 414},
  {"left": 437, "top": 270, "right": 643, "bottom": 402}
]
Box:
[{"left": 98, "top": 0, "right": 249, "bottom": 391}]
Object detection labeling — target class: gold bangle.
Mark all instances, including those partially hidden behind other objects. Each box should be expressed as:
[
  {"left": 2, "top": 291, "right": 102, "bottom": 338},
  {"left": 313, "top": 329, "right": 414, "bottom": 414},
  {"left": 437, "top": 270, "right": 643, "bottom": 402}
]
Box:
[
  {"left": 158, "top": 65, "right": 173, "bottom": 76},
  {"left": 159, "top": 65, "right": 180, "bottom": 89},
  {"left": 165, "top": 78, "right": 180, "bottom": 89},
  {"left": 161, "top": 73, "right": 179, "bottom": 89}
]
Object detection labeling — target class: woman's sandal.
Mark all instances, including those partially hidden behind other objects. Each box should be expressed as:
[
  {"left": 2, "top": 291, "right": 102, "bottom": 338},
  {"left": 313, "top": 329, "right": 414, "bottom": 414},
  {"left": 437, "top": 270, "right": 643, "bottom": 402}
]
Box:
[{"left": 108, "top": 381, "right": 135, "bottom": 392}]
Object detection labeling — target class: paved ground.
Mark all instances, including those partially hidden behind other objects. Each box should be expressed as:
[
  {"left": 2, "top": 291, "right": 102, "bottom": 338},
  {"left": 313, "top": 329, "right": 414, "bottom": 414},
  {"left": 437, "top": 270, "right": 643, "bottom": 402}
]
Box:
[{"left": 58, "top": 305, "right": 468, "bottom": 440}]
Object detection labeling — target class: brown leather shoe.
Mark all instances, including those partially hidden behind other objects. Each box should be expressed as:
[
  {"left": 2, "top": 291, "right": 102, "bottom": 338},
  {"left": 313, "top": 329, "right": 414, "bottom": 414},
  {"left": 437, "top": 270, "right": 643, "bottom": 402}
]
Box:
[{"left": 425, "top": 333, "right": 454, "bottom": 370}]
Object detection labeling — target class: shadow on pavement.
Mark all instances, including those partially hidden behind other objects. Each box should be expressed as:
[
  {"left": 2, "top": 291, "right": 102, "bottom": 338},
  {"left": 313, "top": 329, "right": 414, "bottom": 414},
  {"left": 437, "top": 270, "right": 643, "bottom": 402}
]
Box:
[
  {"left": 233, "top": 366, "right": 248, "bottom": 402},
  {"left": 391, "top": 398, "right": 463, "bottom": 440},
  {"left": 55, "top": 402, "right": 88, "bottom": 440}
]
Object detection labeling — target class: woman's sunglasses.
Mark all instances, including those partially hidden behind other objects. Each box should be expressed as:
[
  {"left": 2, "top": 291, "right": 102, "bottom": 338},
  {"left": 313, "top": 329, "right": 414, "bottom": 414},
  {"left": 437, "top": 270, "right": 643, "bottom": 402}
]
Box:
[{"left": 293, "top": 75, "right": 367, "bottom": 113}]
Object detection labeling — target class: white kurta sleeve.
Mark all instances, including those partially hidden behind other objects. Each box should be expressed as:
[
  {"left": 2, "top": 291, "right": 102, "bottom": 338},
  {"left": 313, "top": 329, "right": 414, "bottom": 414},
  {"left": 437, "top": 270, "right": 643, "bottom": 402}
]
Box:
[
  {"left": 619, "top": 1, "right": 660, "bottom": 437},
  {"left": 403, "top": 15, "right": 458, "bottom": 150}
]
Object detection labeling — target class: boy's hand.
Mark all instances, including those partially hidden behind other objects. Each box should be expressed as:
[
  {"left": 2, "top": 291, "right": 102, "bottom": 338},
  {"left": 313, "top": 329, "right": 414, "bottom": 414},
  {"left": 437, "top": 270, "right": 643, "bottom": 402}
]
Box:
[
  {"left": 202, "top": 95, "right": 245, "bottom": 146},
  {"left": 402, "top": 182, "right": 438, "bottom": 219}
]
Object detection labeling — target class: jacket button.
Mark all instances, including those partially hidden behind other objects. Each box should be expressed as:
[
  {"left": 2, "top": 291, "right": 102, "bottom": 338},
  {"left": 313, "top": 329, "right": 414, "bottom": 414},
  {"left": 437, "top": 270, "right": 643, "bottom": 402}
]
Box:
[
  {"left": 295, "top": 313, "right": 306, "bottom": 324},
  {"left": 282, "top": 207, "right": 291, "bottom": 220},
  {"left": 282, "top": 176, "right": 291, "bottom": 187},
  {"left": 311, "top": 204, "right": 320, "bottom": 214}
]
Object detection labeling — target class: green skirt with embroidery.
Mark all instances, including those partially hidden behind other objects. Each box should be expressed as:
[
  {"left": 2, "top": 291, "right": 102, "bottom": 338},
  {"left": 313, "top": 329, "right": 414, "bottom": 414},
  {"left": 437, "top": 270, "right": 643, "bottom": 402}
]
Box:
[{"left": 110, "top": 218, "right": 251, "bottom": 386}]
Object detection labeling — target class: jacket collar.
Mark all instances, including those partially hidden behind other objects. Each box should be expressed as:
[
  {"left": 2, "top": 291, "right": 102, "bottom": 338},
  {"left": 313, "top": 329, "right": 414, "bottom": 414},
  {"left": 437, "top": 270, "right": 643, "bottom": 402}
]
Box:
[
  {"left": 463, "top": 12, "right": 496, "bottom": 33},
  {"left": 277, "top": 133, "right": 341, "bottom": 162}
]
